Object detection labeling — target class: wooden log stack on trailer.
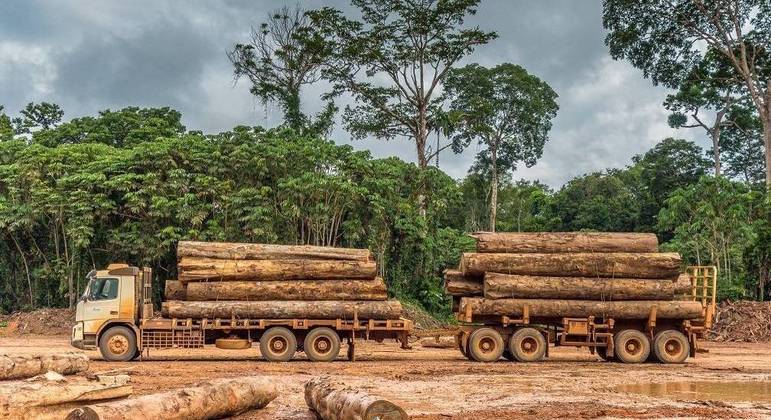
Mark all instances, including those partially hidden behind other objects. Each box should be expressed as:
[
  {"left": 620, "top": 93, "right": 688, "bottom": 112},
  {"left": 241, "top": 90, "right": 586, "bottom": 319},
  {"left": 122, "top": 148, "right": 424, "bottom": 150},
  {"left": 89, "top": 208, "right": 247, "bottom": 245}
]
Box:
[{"left": 445, "top": 232, "right": 709, "bottom": 364}]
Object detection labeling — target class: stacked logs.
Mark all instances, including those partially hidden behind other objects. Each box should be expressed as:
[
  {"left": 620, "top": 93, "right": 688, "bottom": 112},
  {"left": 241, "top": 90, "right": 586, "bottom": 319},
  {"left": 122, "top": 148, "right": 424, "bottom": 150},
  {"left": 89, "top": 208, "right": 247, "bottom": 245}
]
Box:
[
  {"left": 445, "top": 232, "right": 704, "bottom": 320},
  {"left": 161, "top": 241, "right": 402, "bottom": 320}
]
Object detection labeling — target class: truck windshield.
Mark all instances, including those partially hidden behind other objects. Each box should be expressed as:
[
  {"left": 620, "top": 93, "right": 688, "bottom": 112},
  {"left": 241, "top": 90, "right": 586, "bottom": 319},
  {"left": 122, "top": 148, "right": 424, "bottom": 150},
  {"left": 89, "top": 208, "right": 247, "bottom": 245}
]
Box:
[{"left": 86, "top": 277, "right": 119, "bottom": 301}]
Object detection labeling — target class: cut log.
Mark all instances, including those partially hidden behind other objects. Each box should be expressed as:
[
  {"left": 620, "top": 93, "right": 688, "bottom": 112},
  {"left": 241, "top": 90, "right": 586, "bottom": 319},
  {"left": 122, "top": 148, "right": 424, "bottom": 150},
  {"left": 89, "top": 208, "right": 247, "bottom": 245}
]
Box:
[
  {"left": 484, "top": 273, "right": 692, "bottom": 300},
  {"left": 460, "top": 297, "right": 704, "bottom": 320},
  {"left": 0, "top": 375, "right": 132, "bottom": 420},
  {"left": 178, "top": 241, "right": 372, "bottom": 262},
  {"left": 164, "top": 280, "right": 186, "bottom": 300},
  {"left": 419, "top": 336, "right": 457, "bottom": 349},
  {"left": 471, "top": 232, "right": 659, "bottom": 253},
  {"left": 185, "top": 278, "right": 388, "bottom": 301},
  {"left": 305, "top": 376, "right": 407, "bottom": 420},
  {"left": 178, "top": 257, "right": 377, "bottom": 282},
  {"left": 66, "top": 376, "right": 277, "bottom": 420},
  {"left": 0, "top": 353, "right": 89, "bottom": 380},
  {"left": 444, "top": 278, "right": 483, "bottom": 297},
  {"left": 460, "top": 252, "right": 681, "bottom": 279},
  {"left": 162, "top": 300, "right": 403, "bottom": 320}
]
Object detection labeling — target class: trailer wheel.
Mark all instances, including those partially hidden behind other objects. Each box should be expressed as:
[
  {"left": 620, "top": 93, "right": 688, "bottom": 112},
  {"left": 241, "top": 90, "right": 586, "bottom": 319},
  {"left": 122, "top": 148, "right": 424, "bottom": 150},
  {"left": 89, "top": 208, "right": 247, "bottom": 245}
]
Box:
[
  {"left": 304, "top": 327, "right": 341, "bottom": 362},
  {"left": 458, "top": 331, "right": 472, "bottom": 360},
  {"left": 260, "top": 327, "right": 297, "bottom": 362},
  {"left": 508, "top": 328, "right": 546, "bottom": 362},
  {"left": 99, "top": 326, "right": 137, "bottom": 362},
  {"left": 614, "top": 330, "right": 650, "bottom": 364},
  {"left": 652, "top": 330, "right": 689, "bottom": 364},
  {"left": 467, "top": 328, "right": 504, "bottom": 362}
]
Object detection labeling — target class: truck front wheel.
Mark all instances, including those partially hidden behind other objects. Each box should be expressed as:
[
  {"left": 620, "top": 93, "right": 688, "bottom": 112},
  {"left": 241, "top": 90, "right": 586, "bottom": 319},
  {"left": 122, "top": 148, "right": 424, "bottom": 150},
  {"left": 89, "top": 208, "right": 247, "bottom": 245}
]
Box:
[
  {"left": 99, "top": 326, "right": 137, "bottom": 362},
  {"left": 260, "top": 327, "right": 297, "bottom": 362}
]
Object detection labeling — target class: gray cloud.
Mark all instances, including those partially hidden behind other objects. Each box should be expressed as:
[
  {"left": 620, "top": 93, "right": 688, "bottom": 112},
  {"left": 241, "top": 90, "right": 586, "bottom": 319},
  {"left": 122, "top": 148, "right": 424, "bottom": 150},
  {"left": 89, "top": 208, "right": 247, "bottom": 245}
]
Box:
[{"left": 0, "top": 0, "right": 702, "bottom": 187}]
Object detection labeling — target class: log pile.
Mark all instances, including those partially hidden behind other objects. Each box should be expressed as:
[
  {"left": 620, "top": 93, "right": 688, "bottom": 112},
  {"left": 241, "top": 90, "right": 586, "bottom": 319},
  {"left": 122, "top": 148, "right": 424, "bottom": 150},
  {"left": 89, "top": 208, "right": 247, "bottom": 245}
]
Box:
[
  {"left": 444, "top": 232, "right": 704, "bottom": 321},
  {"left": 163, "top": 241, "right": 401, "bottom": 320}
]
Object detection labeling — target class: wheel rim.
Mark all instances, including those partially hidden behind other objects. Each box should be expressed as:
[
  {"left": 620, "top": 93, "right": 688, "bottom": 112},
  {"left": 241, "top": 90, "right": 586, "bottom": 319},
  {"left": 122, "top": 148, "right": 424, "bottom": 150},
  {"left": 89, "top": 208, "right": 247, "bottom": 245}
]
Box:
[
  {"left": 478, "top": 336, "right": 497, "bottom": 354},
  {"left": 313, "top": 336, "right": 332, "bottom": 355},
  {"left": 663, "top": 338, "right": 683, "bottom": 358},
  {"left": 270, "top": 336, "right": 288, "bottom": 354},
  {"left": 108, "top": 335, "right": 129, "bottom": 355},
  {"left": 520, "top": 336, "right": 538, "bottom": 355},
  {"left": 624, "top": 338, "right": 643, "bottom": 356}
]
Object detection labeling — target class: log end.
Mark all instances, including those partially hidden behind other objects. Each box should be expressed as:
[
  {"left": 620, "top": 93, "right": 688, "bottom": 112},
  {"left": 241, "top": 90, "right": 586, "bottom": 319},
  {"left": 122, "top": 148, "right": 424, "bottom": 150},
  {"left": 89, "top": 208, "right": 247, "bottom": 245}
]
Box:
[
  {"left": 65, "top": 407, "right": 99, "bottom": 420},
  {"left": 364, "top": 399, "right": 408, "bottom": 420}
]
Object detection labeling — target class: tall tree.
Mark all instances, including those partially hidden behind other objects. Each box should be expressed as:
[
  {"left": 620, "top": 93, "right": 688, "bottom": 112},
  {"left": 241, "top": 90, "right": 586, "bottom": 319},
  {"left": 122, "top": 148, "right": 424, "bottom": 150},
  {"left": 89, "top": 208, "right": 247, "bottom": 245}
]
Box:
[
  {"left": 0, "top": 106, "right": 13, "bottom": 141},
  {"left": 307, "top": 0, "right": 497, "bottom": 169},
  {"left": 12, "top": 102, "right": 63, "bottom": 134},
  {"left": 604, "top": 0, "right": 771, "bottom": 188},
  {"left": 228, "top": 4, "right": 335, "bottom": 135},
  {"left": 443, "top": 63, "right": 558, "bottom": 231}
]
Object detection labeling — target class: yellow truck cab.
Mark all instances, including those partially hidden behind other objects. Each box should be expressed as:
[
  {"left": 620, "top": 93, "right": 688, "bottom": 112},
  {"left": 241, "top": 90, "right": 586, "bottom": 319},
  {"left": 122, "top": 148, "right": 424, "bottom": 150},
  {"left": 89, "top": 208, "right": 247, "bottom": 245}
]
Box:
[{"left": 71, "top": 264, "right": 153, "bottom": 361}]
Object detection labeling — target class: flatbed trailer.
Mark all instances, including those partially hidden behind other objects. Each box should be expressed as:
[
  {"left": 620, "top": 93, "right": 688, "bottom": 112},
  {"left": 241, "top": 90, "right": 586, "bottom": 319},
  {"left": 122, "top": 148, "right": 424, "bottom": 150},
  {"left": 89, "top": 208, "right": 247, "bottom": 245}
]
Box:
[
  {"left": 455, "top": 266, "right": 717, "bottom": 364},
  {"left": 72, "top": 264, "right": 411, "bottom": 362}
]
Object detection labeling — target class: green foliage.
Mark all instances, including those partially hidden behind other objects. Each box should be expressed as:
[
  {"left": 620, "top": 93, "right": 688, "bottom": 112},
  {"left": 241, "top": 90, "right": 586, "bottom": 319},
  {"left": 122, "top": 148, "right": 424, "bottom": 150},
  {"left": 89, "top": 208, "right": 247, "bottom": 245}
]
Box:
[
  {"left": 0, "top": 106, "right": 13, "bottom": 141},
  {"left": 12, "top": 102, "right": 64, "bottom": 134}
]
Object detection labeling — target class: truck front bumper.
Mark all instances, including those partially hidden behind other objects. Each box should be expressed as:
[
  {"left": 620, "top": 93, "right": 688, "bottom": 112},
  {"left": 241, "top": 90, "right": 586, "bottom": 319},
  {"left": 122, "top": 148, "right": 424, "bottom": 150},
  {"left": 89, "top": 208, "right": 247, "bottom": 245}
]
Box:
[{"left": 71, "top": 322, "right": 96, "bottom": 350}]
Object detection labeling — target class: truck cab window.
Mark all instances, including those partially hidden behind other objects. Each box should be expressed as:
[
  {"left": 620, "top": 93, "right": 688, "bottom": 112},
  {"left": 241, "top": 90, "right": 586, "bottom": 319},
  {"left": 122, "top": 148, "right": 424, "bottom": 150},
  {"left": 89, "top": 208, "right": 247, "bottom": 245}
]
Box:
[{"left": 88, "top": 278, "right": 119, "bottom": 301}]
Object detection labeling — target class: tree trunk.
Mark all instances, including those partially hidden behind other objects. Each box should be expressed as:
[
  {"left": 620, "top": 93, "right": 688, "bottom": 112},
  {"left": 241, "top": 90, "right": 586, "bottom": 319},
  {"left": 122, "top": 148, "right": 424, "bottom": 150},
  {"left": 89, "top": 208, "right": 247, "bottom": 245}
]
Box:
[
  {"left": 161, "top": 300, "right": 403, "bottom": 320},
  {"left": 66, "top": 376, "right": 277, "bottom": 420},
  {"left": 177, "top": 241, "right": 372, "bottom": 262},
  {"left": 0, "top": 375, "right": 132, "bottom": 420},
  {"left": 484, "top": 273, "right": 692, "bottom": 300},
  {"left": 444, "top": 278, "right": 483, "bottom": 297},
  {"left": 712, "top": 109, "right": 724, "bottom": 177},
  {"left": 470, "top": 232, "right": 659, "bottom": 253},
  {"left": 164, "top": 280, "right": 186, "bottom": 300},
  {"left": 184, "top": 278, "right": 388, "bottom": 301},
  {"left": 461, "top": 252, "right": 680, "bottom": 279},
  {"left": 0, "top": 353, "right": 89, "bottom": 380},
  {"left": 177, "top": 257, "right": 377, "bottom": 282},
  {"left": 764, "top": 83, "right": 771, "bottom": 189},
  {"left": 460, "top": 297, "right": 704, "bottom": 320},
  {"left": 304, "top": 376, "right": 407, "bottom": 420},
  {"left": 489, "top": 144, "right": 498, "bottom": 232}
]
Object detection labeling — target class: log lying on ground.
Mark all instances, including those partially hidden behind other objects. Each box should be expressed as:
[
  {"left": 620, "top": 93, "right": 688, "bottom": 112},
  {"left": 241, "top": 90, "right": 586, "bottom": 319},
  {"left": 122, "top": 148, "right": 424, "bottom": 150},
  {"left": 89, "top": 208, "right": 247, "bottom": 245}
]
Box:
[
  {"left": 0, "top": 353, "right": 89, "bottom": 380},
  {"left": 178, "top": 257, "right": 377, "bottom": 281},
  {"left": 185, "top": 278, "right": 388, "bottom": 301},
  {"left": 164, "top": 280, "right": 186, "bottom": 300},
  {"left": 444, "top": 278, "right": 483, "bottom": 297},
  {"left": 419, "top": 336, "right": 457, "bottom": 349},
  {"left": 484, "top": 273, "right": 692, "bottom": 300},
  {"left": 460, "top": 252, "right": 681, "bottom": 279},
  {"left": 162, "top": 300, "right": 403, "bottom": 319},
  {"left": 471, "top": 232, "right": 659, "bottom": 253},
  {"left": 0, "top": 374, "right": 132, "bottom": 420},
  {"left": 305, "top": 376, "right": 407, "bottom": 420},
  {"left": 460, "top": 297, "right": 704, "bottom": 320},
  {"left": 178, "top": 241, "right": 372, "bottom": 262},
  {"left": 67, "top": 376, "right": 277, "bottom": 420}
]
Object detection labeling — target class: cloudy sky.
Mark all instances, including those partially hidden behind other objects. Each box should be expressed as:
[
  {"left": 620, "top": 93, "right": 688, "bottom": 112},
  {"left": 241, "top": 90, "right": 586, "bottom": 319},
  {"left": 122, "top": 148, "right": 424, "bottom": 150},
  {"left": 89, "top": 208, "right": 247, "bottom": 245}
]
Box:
[{"left": 0, "top": 0, "right": 701, "bottom": 187}]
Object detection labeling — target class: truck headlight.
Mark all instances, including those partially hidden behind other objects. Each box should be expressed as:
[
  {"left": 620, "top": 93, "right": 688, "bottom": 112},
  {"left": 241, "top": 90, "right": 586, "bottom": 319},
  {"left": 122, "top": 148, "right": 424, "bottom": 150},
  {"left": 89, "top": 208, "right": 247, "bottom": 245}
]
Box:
[{"left": 72, "top": 322, "right": 84, "bottom": 341}]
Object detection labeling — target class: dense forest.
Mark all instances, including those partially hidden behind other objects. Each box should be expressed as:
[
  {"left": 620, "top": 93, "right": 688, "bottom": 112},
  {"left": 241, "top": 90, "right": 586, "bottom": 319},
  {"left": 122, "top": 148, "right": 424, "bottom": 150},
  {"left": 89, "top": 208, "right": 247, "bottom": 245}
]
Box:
[{"left": 0, "top": 0, "right": 769, "bottom": 315}]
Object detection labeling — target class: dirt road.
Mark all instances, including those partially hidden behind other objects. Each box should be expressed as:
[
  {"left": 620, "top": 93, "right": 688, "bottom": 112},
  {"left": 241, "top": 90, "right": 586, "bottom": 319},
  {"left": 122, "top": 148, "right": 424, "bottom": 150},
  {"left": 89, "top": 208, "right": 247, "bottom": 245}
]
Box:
[{"left": 2, "top": 335, "right": 770, "bottom": 419}]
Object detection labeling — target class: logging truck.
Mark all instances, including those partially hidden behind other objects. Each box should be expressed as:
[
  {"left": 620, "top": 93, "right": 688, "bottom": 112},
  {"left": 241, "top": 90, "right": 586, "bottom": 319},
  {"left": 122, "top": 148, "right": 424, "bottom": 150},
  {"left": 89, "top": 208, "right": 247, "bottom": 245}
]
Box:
[
  {"left": 454, "top": 266, "right": 718, "bottom": 364},
  {"left": 71, "top": 264, "right": 411, "bottom": 362}
]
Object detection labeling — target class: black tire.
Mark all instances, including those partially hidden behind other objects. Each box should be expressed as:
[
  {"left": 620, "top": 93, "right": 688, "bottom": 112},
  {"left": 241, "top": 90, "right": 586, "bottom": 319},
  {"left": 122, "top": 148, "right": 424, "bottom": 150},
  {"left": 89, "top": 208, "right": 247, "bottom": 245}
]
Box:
[
  {"left": 508, "top": 328, "right": 547, "bottom": 362},
  {"left": 614, "top": 329, "right": 650, "bottom": 364},
  {"left": 652, "top": 330, "right": 690, "bottom": 364},
  {"left": 99, "top": 326, "right": 137, "bottom": 362},
  {"left": 467, "top": 328, "right": 504, "bottom": 362},
  {"left": 304, "top": 327, "right": 341, "bottom": 362},
  {"left": 458, "top": 332, "right": 471, "bottom": 359},
  {"left": 260, "top": 327, "right": 297, "bottom": 362}
]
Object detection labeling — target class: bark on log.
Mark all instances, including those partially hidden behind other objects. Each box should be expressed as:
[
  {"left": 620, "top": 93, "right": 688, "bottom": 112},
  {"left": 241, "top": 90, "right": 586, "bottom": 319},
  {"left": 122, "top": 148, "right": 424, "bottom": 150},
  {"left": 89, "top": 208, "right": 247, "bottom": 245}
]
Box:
[
  {"left": 178, "top": 241, "right": 372, "bottom": 262},
  {"left": 484, "top": 273, "right": 692, "bottom": 300},
  {"left": 470, "top": 232, "right": 659, "bottom": 253},
  {"left": 0, "top": 375, "right": 132, "bottom": 420},
  {"left": 178, "top": 257, "right": 377, "bottom": 282},
  {"left": 444, "top": 278, "right": 483, "bottom": 297},
  {"left": 460, "top": 252, "right": 681, "bottom": 279},
  {"left": 164, "top": 280, "right": 186, "bottom": 300},
  {"left": 162, "top": 300, "right": 403, "bottom": 320},
  {"left": 0, "top": 353, "right": 89, "bottom": 380},
  {"left": 185, "top": 278, "right": 387, "bottom": 301},
  {"left": 67, "top": 376, "right": 276, "bottom": 420},
  {"left": 460, "top": 297, "right": 704, "bottom": 320},
  {"left": 305, "top": 376, "right": 407, "bottom": 420},
  {"left": 419, "top": 336, "right": 457, "bottom": 349}
]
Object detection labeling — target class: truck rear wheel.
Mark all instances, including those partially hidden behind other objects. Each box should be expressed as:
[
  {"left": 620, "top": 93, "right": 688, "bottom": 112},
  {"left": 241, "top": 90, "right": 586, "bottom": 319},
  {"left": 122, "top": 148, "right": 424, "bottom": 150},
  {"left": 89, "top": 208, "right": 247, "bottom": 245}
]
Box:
[
  {"left": 508, "top": 328, "right": 546, "bottom": 362},
  {"left": 304, "top": 327, "right": 340, "bottom": 362},
  {"left": 260, "top": 327, "right": 297, "bottom": 362},
  {"left": 467, "top": 328, "right": 504, "bottom": 362},
  {"left": 652, "top": 330, "right": 689, "bottom": 364},
  {"left": 614, "top": 329, "right": 650, "bottom": 364},
  {"left": 99, "top": 326, "right": 137, "bottom": 362}
]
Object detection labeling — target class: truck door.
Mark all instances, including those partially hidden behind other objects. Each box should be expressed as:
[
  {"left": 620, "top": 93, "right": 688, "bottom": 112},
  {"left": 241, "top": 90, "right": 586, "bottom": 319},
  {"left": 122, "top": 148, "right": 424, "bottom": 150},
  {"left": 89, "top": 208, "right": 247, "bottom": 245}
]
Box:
[{"left": 81, "top": 276, "right": 121, "bottom": 332}]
